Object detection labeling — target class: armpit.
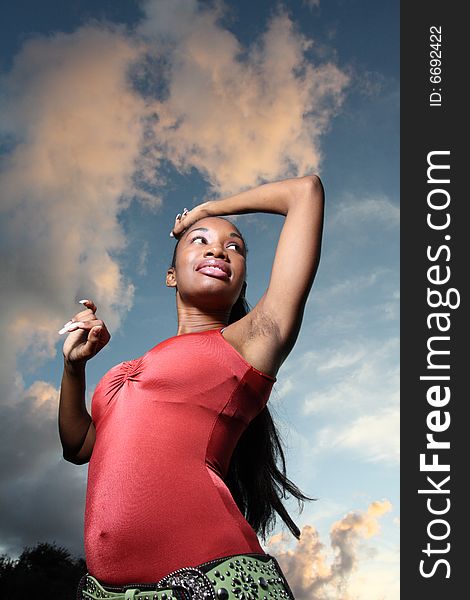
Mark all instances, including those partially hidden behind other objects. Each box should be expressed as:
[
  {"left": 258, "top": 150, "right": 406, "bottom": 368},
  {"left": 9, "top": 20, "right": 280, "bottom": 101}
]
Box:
[{"left": 246, "top": 309, "right": 281, "bottom": 342}]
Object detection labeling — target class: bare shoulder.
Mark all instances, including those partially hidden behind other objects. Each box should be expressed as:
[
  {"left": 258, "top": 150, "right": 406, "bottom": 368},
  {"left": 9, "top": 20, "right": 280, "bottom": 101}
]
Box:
[{"left": 220, "top": 307, "right": 283, "bottom": 379}]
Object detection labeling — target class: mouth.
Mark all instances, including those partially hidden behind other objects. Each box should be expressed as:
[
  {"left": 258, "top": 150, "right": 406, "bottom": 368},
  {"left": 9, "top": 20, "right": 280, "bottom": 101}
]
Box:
[{"left": 196, "top": 259, "right": 231, "bottom": 280}]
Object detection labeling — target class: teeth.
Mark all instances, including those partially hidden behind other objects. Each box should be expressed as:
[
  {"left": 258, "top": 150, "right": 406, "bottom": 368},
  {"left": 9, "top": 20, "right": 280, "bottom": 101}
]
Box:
[{"left": 198, "top": 263, "right": 228, "bottom": 275}]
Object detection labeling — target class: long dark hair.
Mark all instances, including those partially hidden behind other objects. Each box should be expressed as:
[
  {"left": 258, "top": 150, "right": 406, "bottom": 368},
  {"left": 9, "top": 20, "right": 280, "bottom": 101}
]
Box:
[{"left": 170, "top": 216, "right": 315, "bottom": 541}]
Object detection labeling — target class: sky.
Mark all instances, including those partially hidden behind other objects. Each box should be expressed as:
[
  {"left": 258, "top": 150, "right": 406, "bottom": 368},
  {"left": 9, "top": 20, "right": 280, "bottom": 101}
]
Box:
[{"left": 0, "top": 1, "right": 399, "bottom": 598}]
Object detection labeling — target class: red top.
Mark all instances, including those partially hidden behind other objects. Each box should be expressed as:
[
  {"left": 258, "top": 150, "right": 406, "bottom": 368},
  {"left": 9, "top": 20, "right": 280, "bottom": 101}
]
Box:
[{"left": 84, "top": 327, "right": 276, "bottom": 584}]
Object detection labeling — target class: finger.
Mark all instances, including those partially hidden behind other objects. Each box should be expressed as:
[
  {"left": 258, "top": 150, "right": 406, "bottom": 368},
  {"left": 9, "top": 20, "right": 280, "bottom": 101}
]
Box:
[
  {"left": 70, "top": 308, "right": 96, "bottom": 323},
  {"left": 170, "top": 227, "right": 184, "bottom": 240},
  {"left": 172, "top": 220, "right": 190, "bottom": 239},
  {"left": 170, "top": 206, "right": 195, "bottom": 238},
  {"left": 59, "top": 319, "right": 104, "bottom": 335},
  {"left": 91, "top": 325, "right": 103, "bottom": 339},
  {"left": 71, "top": 318, "right": 104, "bottom": 331},
  {"left": 59, "top": 321, "right": 86, "bottom": 335},
  {"left": 78, "top": 299, "right": 97, "bottom": 313},
  {"left": 170, "top": 224, "right": 181, "bottom": 239},
  {"left": 81, "top": 326, "right": 104, "bottom": 357},
  {"left": 67, "top": 299, "right": 98, "bottom": 323}
]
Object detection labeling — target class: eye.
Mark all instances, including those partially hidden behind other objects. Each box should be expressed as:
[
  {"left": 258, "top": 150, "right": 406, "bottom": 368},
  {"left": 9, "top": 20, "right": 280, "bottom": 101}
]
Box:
[
  {"left": 191, "top": 235, "right": 207, "bottom": 244},
  {"left": 190, "top": 235, "right": 244, "bottom": 254}
]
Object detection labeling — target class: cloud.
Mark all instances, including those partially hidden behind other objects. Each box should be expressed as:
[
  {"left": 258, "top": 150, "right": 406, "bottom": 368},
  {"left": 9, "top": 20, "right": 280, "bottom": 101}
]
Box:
[
  {"left": 0, "top": 380, "right": 86, "bottom": 557},
  {"left": 274, "top": 337, "right": 399, "bottom": 466},
  {"left": 317, "top": 407, "right": 399, "bottom": 465},
  {"left": 315, "top": 268, "right": 393, "bottom": 304},
  {"left": 0, "top": 25, "right": 149, "bottom": 384},
  {"left": 140, "top": 0, "right": 349, "bottom": 195},
  {"left": 302, "top": 337, "right": 398, "bottom": 415},
  {"left": 330, "top": 194, "right": 399, "bottom": 230},
  {"left": 266, "top": 500, "right": 393, "bottom": 600}
]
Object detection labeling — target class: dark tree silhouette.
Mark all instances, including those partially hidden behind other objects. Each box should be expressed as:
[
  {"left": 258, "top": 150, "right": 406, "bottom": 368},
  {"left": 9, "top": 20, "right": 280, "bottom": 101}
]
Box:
[{"left": 0, "top": 541, "right": 86, "bottom": 599}]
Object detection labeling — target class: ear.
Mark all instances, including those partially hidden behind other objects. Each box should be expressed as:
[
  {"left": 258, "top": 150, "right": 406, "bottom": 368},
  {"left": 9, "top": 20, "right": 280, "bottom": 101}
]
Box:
[{"left": 166, "top": 267, "right": 177, "bottom": 288}]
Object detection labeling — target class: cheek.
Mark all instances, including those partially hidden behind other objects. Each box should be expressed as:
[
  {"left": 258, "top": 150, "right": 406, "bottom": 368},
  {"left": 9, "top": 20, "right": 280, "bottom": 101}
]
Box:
[{"left": 238, "top": 258, "right": 247, "bottom": 278}]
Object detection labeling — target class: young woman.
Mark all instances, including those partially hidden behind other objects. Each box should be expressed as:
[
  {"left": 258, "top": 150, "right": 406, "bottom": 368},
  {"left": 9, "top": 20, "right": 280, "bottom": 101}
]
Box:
[{"left": 59, "top": 174, "right": 325, "bottom": 600}]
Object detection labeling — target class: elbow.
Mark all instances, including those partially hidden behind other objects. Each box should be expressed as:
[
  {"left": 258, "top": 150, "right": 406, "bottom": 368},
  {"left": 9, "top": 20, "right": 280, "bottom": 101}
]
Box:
[
  {"left": 304, "top": 174, "right": 324, "bottom": 200},
  {"left": 295, "top": 175, "right": 324, "bottom": 211}
]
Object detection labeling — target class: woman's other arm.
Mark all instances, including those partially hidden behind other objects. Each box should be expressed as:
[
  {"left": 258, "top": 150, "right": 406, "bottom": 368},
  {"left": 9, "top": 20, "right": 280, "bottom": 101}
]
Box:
[{"left": 58, "top": 299, "right": 110, "bottom": 464}]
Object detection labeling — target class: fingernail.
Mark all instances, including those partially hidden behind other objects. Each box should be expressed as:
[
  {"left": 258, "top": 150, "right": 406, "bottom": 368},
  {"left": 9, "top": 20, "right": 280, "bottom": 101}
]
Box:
[
  {"left": 183, "top": 207, "right": 188, "bottom": 214},
  {"left": 58, "top": 321, "right": 73, "bottom": 334},
  {"left": 176, "top": 213, "right": 182, "bottom": 220},
  {"left": 170, "top": 231, "right": 174, "bottom": 237},
  {"left": 65, "top": 321, "right": 85, "bottom": 332},
  {"left": 78, "top": 299, "right": 88, "bottom": 305}
]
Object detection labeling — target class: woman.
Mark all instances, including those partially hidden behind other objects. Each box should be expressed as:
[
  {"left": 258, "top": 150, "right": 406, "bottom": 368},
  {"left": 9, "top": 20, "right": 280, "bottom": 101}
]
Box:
[{"left": 58, "top": 174, "right": 325, "bottom": 600}]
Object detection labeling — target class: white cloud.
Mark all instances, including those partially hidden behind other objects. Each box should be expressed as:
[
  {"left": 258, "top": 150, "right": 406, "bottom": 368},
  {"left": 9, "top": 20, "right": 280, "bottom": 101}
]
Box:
[
  {"left": 274, "top": 337, "right": 399, "bottom": 466},
  {"left": 302, "top": 337, "right": 398, "bottom": 414},
  {"left": 316, "top": 268, "right": 392, "bottom": 303},
  {"left": 317, "top": 407, "right": 400, "bottom": 465},
  {"left": 331, "top": 194, "right": 399, "bottom": 230}
]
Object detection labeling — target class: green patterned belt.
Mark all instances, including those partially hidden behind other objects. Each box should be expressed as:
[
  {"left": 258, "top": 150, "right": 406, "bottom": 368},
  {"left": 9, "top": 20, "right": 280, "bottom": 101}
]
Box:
[{"left": 77, "top": 552, "right": 295, "bottom": 600}]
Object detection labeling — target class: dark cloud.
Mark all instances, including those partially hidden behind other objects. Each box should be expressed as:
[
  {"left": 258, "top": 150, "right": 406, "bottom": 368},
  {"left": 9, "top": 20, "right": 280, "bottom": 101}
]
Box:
[{"left": 0, "top": 382, "right": 86, "bottom": 558}]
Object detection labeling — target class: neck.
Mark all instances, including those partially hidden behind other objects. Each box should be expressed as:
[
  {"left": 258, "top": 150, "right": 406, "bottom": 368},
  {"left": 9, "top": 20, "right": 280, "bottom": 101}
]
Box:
[{"left": 175, "top": 301, "right": 230, "bottom": 336}]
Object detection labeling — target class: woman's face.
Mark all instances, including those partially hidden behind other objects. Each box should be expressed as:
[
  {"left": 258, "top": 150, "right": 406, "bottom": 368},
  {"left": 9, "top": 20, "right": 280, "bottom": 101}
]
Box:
[{"left": 167, "top": 217, "right": 247, "bottom": 310}]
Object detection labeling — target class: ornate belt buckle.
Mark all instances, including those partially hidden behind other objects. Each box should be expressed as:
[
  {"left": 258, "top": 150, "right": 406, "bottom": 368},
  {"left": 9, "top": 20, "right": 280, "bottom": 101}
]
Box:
[{"left": 156, "top": 566, "right": 216, "bottom": 600}]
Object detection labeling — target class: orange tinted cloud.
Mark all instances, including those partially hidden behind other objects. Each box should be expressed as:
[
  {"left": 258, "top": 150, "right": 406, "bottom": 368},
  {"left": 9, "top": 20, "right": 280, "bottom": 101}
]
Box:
[
  {"left": 1, "top": 25, "right": 146, "bottom": 381},
  {"left": 141, "top": 0, "right": 349, "bottom": 195},
  {"left": 267, "top": 500, "right": 393, "bottom": 599}
]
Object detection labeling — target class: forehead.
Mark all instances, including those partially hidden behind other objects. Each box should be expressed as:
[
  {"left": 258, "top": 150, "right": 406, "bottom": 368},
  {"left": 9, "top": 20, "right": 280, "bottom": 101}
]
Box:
[{"left": 184, "top": 217, "right": 244, "bottom": 241}]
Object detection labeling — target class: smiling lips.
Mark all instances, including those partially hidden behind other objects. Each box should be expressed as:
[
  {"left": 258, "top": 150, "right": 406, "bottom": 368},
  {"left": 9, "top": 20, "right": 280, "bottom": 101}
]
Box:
[{"left": 196, "top": 259, "right": 231, "bottom": 280}]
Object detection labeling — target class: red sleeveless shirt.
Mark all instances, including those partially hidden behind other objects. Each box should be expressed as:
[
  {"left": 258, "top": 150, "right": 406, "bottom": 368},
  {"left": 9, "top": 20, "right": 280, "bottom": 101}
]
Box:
[{"left": 84, "top": 327, "right": 276, "bottom": 584}]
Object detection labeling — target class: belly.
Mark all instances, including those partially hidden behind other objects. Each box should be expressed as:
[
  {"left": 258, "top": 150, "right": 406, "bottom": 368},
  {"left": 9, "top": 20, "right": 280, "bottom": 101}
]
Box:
[{"left": 84, "top": 456, "right": 265, "bottom": 584}]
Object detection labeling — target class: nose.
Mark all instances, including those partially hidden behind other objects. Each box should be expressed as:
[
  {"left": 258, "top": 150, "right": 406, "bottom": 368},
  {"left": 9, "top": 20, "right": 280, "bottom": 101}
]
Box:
[{"left": 204, "top": 242, "right": 228, "bottom": 259}]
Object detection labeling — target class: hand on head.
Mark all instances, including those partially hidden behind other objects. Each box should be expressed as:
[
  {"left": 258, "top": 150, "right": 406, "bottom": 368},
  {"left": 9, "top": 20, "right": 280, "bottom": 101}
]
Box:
[{"left": 170, "top": 202, "right": 212, "bottom": 240}]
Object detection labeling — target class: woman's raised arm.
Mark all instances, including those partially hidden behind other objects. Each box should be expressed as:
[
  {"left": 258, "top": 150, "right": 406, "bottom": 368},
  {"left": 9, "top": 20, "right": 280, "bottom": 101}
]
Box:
[{"left": 171, "top": 175, "right": 324, "bottom": 373}]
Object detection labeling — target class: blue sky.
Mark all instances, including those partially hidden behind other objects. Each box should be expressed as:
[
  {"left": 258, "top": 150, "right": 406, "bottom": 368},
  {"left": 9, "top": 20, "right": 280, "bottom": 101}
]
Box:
[{"left": 0, "top": 1, "right": 399, "bottom": 598}]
